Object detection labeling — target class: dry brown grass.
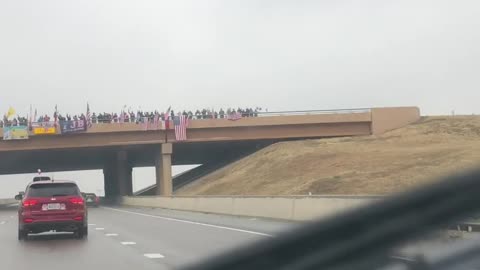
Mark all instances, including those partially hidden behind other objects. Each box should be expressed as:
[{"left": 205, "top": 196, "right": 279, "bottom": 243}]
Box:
[{"left": 177, "top": 116, "right": 480, "bottom": 196}]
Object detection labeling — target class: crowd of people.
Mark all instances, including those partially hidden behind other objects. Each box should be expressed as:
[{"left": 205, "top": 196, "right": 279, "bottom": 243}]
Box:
[
  {"left": 0, "top": 107, "right": 264, "bottom": 127},
  {"left": 0, "top": 115, "right": 28, "bottom": 128},
  {"left": 92, "top": 107, "right": 263, "bottom": 123}
]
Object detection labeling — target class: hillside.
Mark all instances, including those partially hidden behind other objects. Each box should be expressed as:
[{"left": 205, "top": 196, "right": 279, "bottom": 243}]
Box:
[{"left": 177, "top": 116, "right": 480, "bottom": 196}]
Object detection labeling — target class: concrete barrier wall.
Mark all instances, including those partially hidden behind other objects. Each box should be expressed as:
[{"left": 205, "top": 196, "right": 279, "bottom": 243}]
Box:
[
  {"left": 121, "top": 196, "right": 381, "bottom": 221},
  {"left": 0, "top": 198, "right": 17, "bottom": 205}
]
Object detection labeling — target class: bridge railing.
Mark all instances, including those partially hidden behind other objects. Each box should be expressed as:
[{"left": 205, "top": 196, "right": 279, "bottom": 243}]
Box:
[{"left": 255, "top": 108, "right": 371, "bottom": 117}]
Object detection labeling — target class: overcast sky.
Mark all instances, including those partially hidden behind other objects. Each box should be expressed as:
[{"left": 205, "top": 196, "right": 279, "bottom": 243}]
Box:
[{"left": 0, "top": 0, "right": 479, "bottom": 117}]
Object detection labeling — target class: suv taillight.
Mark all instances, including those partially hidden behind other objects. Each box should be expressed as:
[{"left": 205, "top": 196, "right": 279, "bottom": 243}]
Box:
[
  {"left": 69, "top": 197, "right": 84, "bottom": 205},
  {"left": 22, "top": 199, "right": 38, "bottom": 207}
]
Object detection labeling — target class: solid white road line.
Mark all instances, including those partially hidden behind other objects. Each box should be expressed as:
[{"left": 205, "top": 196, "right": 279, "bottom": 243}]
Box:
[
  {"left": 144, "top": 253, "right": 165, "bottom": 259},
  {"left": 102, "top": 207, "right": 273, "bottom": 237},
  {"left": 95, "top": 228, "right": 105, "bottom": 230},
  {"left": 121, "top": 242, "right": 136, "bottom": 245},
  {"left": 105, "top": 233, "right": 118, "bottom": 237}
]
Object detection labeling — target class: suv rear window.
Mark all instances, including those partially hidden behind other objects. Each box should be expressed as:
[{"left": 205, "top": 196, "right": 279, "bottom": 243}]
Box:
[
  {"left": 27, "top": 183, "right": 80, "bottom": 197},
  {"left": 33, "top": 176, "right": 51, "bottom": 182}
]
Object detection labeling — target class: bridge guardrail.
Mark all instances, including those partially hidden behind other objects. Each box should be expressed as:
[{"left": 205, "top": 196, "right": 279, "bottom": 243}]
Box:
[
  {"left": 0, "top": 108, "right": 372, "bottom": 127},
  {"left": 256, "top": 108, "right": 371, "bottom": 117}
]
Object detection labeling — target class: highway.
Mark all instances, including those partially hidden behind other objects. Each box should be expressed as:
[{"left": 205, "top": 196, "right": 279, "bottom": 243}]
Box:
[{"left": 0, "top": 204, "right": 295, "bottom": 270}]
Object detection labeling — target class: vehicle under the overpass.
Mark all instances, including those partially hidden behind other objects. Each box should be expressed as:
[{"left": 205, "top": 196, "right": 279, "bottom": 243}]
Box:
[{"left": 0, "top": 107, "right": 420, "bottom": 198}]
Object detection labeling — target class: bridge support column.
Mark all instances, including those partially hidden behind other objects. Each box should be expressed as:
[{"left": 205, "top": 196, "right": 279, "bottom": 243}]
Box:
[
  {"left": 116, "top": 150, "right": 133, "bottom": 197},
  {"left": 103, "top": 161, "right": 118, "bottom": 199},
  {"left": 103, "top": 150, "right": 133, "bottom": 200},
  {"left": 155, "top": 143, "right": 173, "bottom": 196}
]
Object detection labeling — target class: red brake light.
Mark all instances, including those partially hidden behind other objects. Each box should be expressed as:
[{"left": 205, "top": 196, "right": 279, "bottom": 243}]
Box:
[
  {"left": 69, "top": 197, "right": 84, "bottom": 205},
  {"left": 22, "top": 199, "right": 38, "bottom": 207},
  {"left": 95, "top": 197, "right": 100, "bottom": 203},
  {"left": 24, "top": 218, "right": 34, "bottom": 223},
  {"left": 73, "top": 216, "right": 83, "bottom": 221}
]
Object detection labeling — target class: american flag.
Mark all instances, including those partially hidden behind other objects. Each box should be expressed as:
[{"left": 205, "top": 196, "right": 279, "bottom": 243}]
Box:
[
  {"left": 173, "top": 115, "right": 188, "bottom": 141},
  {"left": 119, "top": 111, "right": 125, "bottom": 123},
  {"left": 119, "top": 105, "right": 127, "bottom": 123},
  {"left": 86, "top": 103, "right": 92, "bottom": 128},
  {"left": 227, "top": 112, "right": 242, "bottom": 121},
  {"left": 29, "top": 104, "right": 33, "bottom": 128},
  {"left": 163, "top": 106, "right": 172, "bottom": 130},
  {"left": 54, "top": 104, "right": 58, "bottom": 126},
  {"left": 143, "top": 117, "right": 149, "bottom": 130},
  {"left": 153, "top": 113, "right": 160, "bottom": 130}
]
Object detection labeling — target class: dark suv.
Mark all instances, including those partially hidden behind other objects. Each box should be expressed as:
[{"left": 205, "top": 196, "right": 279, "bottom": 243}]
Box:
[{"left": 16, "top": 180, "right": 88, "bottom": 240}]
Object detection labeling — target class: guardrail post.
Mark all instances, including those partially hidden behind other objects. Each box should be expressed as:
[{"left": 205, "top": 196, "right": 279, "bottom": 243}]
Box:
[{"left": 155, "top": 143, "right": 173, "bottom": 196}]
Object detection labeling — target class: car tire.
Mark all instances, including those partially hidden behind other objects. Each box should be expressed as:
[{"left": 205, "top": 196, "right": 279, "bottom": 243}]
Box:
[
  {"left": 75, "top": 229, "right": 84, "bottom": 239},
  {"left": 75, "top": 225, "right": 87, "bottom": 239},
  {"left": 18, "top": 229, "right": 27, "bottom": 241}
]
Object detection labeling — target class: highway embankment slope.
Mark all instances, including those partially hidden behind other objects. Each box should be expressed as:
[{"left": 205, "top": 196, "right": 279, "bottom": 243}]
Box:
[{"left": 178, "top": 116, "right": 480, "bottom": 195}]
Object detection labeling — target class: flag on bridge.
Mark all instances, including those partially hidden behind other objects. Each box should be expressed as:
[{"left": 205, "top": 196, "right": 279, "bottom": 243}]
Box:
[
  {"left": 86, "top": 103, "right": 92, "bottom": 128},
  {"left": 173, "top": 115, "right": 188, "bottom": 141},
  {"left": 162, "top": 106, "right": 172, "bottom": 130},
  {"left": 53, "top": 104, "right": 58, "bottom": 127},
  {"left": 227, "top": 112, "right": 242, "bottom": 121},
  {"left": 6, "top": 106, "right": 16, "bottom": 120},
  {"left": 153, "top": 113, "right": 160, "bottom": 130},
  {"left": 29, "top": 104, "right": 33, "bottom": 128},
  {"left": 143, "top": 117, "right": 149, "bottom": 130}
]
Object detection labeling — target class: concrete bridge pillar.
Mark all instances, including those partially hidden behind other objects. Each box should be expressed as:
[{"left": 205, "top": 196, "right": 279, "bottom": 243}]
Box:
[
  {"left": 103, "top": 150, "right": 133, "bottom": 199},
  {"left": 155, "top": 143, "right": 173, "bottom": 196},
  {"left": 103, "top": 161, "right": 118, "bottom": 199},
  {"left": 116, "top": 150, "right": 133, "bottom": 196}
]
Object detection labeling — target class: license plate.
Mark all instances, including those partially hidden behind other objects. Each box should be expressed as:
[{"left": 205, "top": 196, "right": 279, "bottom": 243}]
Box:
[
  {"left": 87, "top": 198, "right": 93, "bottom": 202},
  {"left": 42, "top": 203, "right": 65, "bottom": 211}
]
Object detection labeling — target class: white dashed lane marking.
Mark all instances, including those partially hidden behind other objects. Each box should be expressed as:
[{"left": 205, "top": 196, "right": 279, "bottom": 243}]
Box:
[
  {"left": 95, "top": 228, "right": 105, "bottom": 231},
  {"left": 105, "top": 233, "right": 118, "bottom": 237},
  {"left": 121, "top": 242, "right": 136, "bottom": 245},
  {"left": 88, "top": 224, "right": 96, "bottom": 226},
  {"left": 144, "top": 253, "right": 165, "bottom": 259},
  {"left": 0, "top": 221, "right": 6, "bottom": 225}
]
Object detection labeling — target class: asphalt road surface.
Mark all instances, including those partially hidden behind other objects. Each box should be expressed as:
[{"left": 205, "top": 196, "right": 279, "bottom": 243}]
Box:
[{"left": 0, "top": 204, "right": 295, "bottom": 270}]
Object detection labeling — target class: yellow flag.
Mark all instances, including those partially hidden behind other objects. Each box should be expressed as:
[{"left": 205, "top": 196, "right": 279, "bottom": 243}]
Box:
[{"left": 6, "top": 107, "right": 16, "bottom": 119}]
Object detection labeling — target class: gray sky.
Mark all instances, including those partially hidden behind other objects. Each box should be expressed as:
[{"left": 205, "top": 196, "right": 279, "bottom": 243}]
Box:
[
  {"left": 0, "top": 0, "right": 479, "bottom": 197},
  {"left": 0, "top": 0, "right": 479, "bottom": 116}
]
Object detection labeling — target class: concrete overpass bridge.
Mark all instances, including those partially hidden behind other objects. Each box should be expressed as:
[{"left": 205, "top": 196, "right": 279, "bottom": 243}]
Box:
[{"left": 0, "top": 107, "right": 420, "bottom": 198}]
